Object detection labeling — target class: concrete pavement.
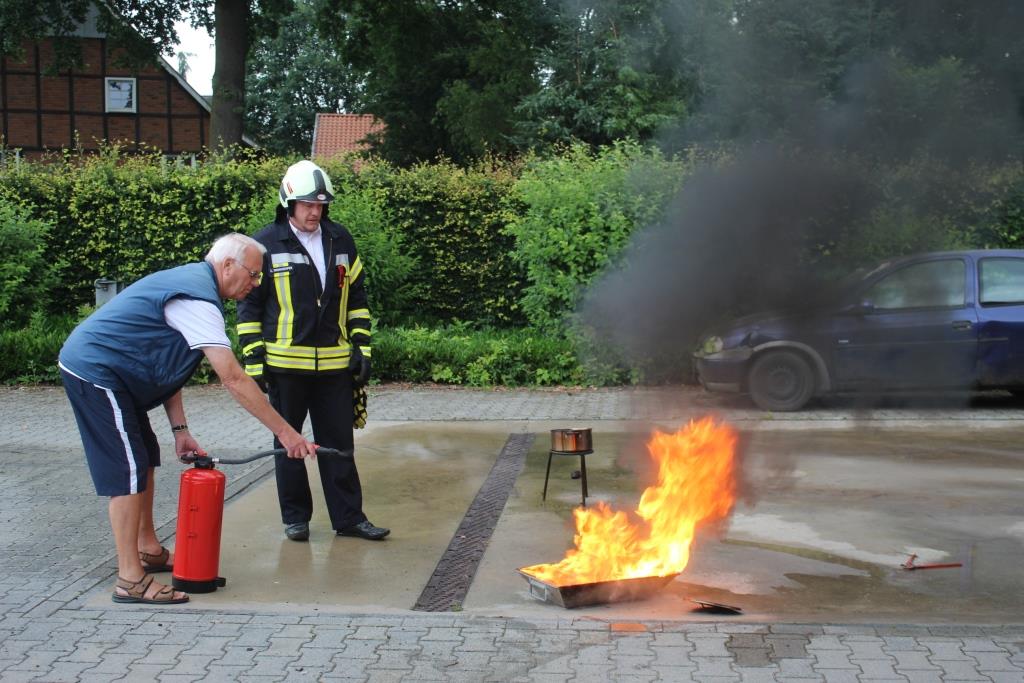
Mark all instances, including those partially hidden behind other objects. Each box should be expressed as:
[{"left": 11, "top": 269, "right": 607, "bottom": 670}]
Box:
[{"left": 0, "top": 383, "right": 1022, "bottom": 682}]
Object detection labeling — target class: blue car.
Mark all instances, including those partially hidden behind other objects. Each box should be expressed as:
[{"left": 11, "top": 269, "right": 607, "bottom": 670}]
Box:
[{"left": 693, "top": 250, "right": 1024, "bottom": 411}]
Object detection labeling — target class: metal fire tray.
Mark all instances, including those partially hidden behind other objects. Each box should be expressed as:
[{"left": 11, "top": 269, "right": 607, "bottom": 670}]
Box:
[{"left": 517, "top": 569, "right": 679, "bottom": 608}]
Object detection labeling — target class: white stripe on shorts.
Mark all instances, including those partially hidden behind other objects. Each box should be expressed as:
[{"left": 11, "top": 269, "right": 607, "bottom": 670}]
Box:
[{"left": 102, "top": 387, "right": 139, "bottom": 495}]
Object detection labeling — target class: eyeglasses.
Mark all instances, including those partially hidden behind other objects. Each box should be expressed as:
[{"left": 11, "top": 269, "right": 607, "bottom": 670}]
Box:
[{"left": 234, "top": 260, "right": 263, "bottom": 284}]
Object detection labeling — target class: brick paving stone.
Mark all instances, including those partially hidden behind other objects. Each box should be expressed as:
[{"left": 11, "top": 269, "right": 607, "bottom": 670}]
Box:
[
  {"left": 612, "top": 653, "right": 657, "bottom": 675},
  {"left": 570, "top": 662, "right": 616, "bottom": 678},
  {"left": 731, "top": 668, "right": 779, "bottom": 683},
  {"left": 972, "top": 651, "right": 1024, "bottom": 671},
  {"left": 902, "top": 672, "right": 950, "bottom": 683},
  {"left": 921, "top": 640, "right": 974, "bottom": 661},
  {"left": 888, "top": 649, "right": 942, "bottom": 671},
  {"left": 420, "top": 627, "right": 462, "bottom": 642},
  {"left": 385, "top": 627, "right": 428, "bottom": 650},
  {"left": 350, "top": 626, "right": 389, "bottom": 640},
  {"left": 986, "top": 672, "right": 1024, "bottom": 683},
  {"left": 737, "top": 647, "right": 776, "bottom": 668},
  {"left": 693, "top": 655, "right": 740, "bottom": 677},
  {"left": 819, "top": 672, "right": 859, "bottom": 683},
  {"left": 772, "top": 625, "right": 824, "bottom": 636},
  {"left": 366, "top": 649, "right": 415, "bottom": 670},
  {"left": 491, "top": 644, "right": 534, "bottom": 663},
  {"left": 248, "top": 654, "right": 298, "bottom": 676},
  {"left": 160, "top": 653, "right": 220, "bottom": 676},
  {"left": 851, "top": 657, "right": 901, "bottom": 679},
  {"left": 964, "top": 637, "right": 1014, "bottom": 653},
  {"left": 823, "top": 626, "right": 879, "bottom": 637},
  {"left": 731, "top": 634, "right": 768, "bottom": 649},
  {"left": 662, "top": 623, "right": 718, "bottom": 634},
  {"left": 883, "top": 636, "right": 929, "bottom": 651},
  {"left": 330, "top": 655, "right": 376, "bottom": 677},
  {"left": 125, "top": 662, "right": 175, "bottom": 678},
  {"left": 651, "top": 645, "right": 697, "bottom": 667},
  {"left": 813, "top": 650, "right": 864, "bottom": 671},
  {"left": 930, "top": 658, "right": 990, "bottom": 680},
  {"left": 768, "top": 636, "right": 810, "bottom": 659},
  {"left": 650, "top": 664, "right": 700, "bottom": 681},
  {"left": 806, "top": 636, "right": 851, "bottom": 651},
  {"left": 57, "top": 642, "right": 113, "bottom": 663},
  {"left": 339, "top": 639, "right": 383, "bottom": 660},
  {"left": 291, "top": 647, "right": 338, "bottom": 668},
  {"left": 776, "top": 657, "right": 820, "bottom": 678},
  {"left": 846, "top": 640, "right": 890, "bottom": 659},
  {"left": 218, "top": 645, "right": 265, "bottom": 667},
  {"left": 928, "top": 625, "right": 988, "bottom": 637},
  {"left": 691, "top": 635, "right": 732, "bottom": 657},
  {"left": 264, "top": 637, "right": 308, "bottom": 657},
  {"left": 306, "top": 628, "right": 355, "bottom": 648}
]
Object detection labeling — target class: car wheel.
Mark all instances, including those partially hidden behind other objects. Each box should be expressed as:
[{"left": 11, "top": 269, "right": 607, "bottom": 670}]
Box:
[{"left": 748, "top": 350, "right": 815, "bottom": 411}]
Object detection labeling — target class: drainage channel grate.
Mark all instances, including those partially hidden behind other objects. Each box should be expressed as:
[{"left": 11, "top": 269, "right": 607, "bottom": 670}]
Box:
[{"left": 412, "top": 432, "right": 534, "bottom": 612}]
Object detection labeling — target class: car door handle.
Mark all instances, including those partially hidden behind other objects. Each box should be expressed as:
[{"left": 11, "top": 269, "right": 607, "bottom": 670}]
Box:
[{"left": 951, "top": 320, "right": 973, "bottom": 330}]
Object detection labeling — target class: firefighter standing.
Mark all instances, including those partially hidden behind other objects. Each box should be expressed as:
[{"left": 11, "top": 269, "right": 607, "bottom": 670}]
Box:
[{"left": 238, "top": 160, "right": 389, "bottom": 542}]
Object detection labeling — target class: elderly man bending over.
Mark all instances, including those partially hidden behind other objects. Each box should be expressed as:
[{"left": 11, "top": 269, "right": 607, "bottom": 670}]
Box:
[{"left": 59, "top": 233, "right": 318, "bottom": 605}]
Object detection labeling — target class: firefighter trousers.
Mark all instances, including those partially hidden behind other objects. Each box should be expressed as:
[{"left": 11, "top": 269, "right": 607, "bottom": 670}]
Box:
[{"left": 267, "top": 370, "right": 367, "bottom": 530}]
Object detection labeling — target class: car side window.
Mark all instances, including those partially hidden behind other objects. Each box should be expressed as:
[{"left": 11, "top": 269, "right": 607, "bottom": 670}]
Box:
[
  {"left": 866, "top": 259, "right": 966, "bottom": 310},
  {"left": 979, "top": 258, "right": 1024, "bottom": 306}
]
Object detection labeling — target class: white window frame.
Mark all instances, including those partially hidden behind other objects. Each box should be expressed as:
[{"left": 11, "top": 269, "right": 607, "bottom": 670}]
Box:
[{"left": 104, "top": 77, "right": 137, "bottom": 113}]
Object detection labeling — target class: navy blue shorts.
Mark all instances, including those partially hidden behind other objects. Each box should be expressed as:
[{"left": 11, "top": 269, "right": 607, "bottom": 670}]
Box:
[{"left": 60, "top": 368, "right": 161, "bottom": 496}]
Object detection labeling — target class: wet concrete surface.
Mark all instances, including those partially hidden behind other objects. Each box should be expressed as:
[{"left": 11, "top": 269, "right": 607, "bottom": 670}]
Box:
[{"left": 80, "top": 418, "right": 1024, "bottom": 625}]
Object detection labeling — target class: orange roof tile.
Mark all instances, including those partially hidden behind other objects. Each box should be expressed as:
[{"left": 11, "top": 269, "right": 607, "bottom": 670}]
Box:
[{"left": 311, "top": 113, "right": 385, "bottom": 160}]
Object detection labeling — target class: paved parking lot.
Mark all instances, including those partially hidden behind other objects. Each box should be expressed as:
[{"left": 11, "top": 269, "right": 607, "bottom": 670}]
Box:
[{"left": 1, "top": 383, "right": 1022, "bottom": 681}]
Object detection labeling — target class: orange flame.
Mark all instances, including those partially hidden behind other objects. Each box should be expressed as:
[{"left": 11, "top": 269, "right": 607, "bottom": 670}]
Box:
[{"left": 522, "top": 416, "right": 738, "bottom": 586}]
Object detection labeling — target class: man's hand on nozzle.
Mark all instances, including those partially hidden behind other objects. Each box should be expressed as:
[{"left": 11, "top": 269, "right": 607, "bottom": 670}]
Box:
[
  {"left": 278, "top": 428, "right": 317, "bottom": 459},
  {"left": 349, "top": 347, "right": 371, "bottom": 387}
]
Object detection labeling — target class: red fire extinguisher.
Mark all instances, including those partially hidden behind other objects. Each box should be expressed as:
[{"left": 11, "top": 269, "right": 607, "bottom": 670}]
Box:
[{"left": 172, "top": 447, "right": 345, "bottom": 594}]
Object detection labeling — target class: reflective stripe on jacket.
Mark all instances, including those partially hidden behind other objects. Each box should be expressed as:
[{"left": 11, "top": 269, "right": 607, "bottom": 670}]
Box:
[{"left": 236, "top": 217, "right": 371, "bottom": 375}]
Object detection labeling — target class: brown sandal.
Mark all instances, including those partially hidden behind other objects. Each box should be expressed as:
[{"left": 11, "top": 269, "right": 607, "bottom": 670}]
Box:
[
  {"left": 112, "top": 574, "right": 189, "bottom": 605},
  {"left": 139, "top": 546, "right": 173, "bottom": 573}
]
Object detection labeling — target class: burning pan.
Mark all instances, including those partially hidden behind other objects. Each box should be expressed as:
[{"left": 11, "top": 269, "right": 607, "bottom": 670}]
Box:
[
  {"left": 550, "top": 427, "right": 592, "bottom": 453},
  {"left": 517, "top": 569, "right": 679, "bottom": 608}
]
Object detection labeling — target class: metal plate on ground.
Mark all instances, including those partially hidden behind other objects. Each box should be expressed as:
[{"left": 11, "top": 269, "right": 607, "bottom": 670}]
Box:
[
  {"left": 690, "top": 598, "right": 742, "bottom": 614},
  {"left": 517, "top": 570, "right": 679, "bottom": 608}
]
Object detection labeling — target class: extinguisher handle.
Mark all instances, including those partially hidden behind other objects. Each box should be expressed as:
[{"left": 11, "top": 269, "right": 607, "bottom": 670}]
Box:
[{"left": 212, "top": 447, "right": 352, "bottom": 465}]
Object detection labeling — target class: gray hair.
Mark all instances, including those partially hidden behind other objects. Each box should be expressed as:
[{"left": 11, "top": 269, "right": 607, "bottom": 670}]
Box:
[{"left": 204, "top": 233, "right": 266, "bottom": 265}]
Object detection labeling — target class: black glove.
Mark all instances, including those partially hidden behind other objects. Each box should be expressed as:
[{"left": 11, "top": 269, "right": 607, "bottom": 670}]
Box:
[
  {"left": 349, "top": 346, "right": 371, "bottom": 387},
  {"left": 255, "top": 376, "right": 268, "bottom": 394}
]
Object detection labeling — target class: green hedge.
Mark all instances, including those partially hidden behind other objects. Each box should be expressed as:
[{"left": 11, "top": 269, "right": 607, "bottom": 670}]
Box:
[
  {"left": 5, "top": 144, "right": 1024, "bottom": 387},
  {"left": 371, "top": 157, "right": 527, "bottom": 326},
  {"left": 507, "top": 141, "right": 689, "bottom": 330}
]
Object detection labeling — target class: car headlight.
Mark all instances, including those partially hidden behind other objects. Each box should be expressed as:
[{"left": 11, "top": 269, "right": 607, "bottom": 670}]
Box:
[{"left": 701, "top": 336, "right": 724, "bottom": 354}]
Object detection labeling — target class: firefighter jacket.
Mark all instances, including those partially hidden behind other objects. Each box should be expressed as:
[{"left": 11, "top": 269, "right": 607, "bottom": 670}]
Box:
[{"left": 236, "top": 217, "right": 371, "bottom": 376}]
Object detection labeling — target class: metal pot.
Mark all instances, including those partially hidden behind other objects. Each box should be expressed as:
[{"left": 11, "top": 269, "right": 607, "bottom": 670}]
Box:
[{"left": 550, "top": 427, "right": 592, "bottom": 453}]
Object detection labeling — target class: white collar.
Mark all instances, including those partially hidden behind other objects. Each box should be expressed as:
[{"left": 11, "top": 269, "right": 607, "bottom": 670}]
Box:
[{"left": 289, "top": 222, "right": 322, "bottom": 243}]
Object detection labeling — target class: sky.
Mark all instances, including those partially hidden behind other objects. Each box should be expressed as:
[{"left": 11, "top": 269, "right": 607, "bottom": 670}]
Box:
[{"left": 172, "top": 21, "right": 215, "bottom": 96}]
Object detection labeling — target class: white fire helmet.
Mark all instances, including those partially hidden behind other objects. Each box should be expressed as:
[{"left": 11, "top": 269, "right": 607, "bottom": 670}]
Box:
[{"left": 278, "top": 160, "right": 335, "bottom": 208}]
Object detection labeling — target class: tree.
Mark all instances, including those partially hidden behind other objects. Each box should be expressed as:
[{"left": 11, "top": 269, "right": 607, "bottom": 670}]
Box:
[
  {"left": 510, "top": 0, "right": 717, "bottom": 151},
  {"left": 245, "top": 0, "right": 360, "bottom": 155},
  {"left": 321, "top": 0, "right": 550, "bottom": 165}
]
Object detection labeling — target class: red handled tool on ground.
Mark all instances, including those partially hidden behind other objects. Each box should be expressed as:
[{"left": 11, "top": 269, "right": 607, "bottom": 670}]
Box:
[
  {"left": 900, "top": 553, "right": 963, "bottom": 571},
  {"left": 171, "top": 447, "right": 349, "bottom": 593}
]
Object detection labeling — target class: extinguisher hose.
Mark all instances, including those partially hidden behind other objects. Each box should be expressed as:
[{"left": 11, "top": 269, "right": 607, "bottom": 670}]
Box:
[{"left": 208, "top": 447, "right": 351, "bottom": 465}]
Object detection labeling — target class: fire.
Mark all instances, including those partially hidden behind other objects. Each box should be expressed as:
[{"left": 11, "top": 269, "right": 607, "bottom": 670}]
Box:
[{"left": 522, "top": 416, "right": 738, "bottom": 586}]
